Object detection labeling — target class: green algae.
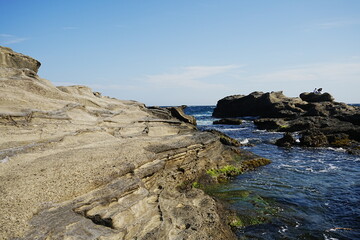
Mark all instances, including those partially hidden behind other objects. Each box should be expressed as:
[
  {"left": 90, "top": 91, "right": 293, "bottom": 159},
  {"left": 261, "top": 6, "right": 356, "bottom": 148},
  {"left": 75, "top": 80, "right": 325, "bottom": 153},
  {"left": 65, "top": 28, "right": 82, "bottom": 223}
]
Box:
[
  {"left": 192, "top": 181, "right": 202, "bottom": 189},
  {"left": 206, "top": 165, "right": 243, "bottom": 178},
  {"left": 229, "top": 216, "right": 244, "bottom": 227},
  {"left": 206, "top": 158, "right": 271, "bottom": 182},
  {"left": 206, "top": 188, "right": 279, "bottom": 228}
]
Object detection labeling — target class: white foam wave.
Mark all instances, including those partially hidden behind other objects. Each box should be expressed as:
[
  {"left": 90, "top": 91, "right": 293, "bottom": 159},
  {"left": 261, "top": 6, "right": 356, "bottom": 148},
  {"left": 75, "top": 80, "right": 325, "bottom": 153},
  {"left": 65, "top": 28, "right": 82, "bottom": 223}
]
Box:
[
  {"left": 278, "top": 164, "right": 294, "bottom": 169},
  {"left": 254, "top": 129, "right": 267, "bottom": 133},
  {"left": 323, "top": 234, "right": 339, "bottom": 240},
  {"left": 222, "top": 128, "right": 246, "bottom": 131},
  {"left": 240, "top": 139, "right": 249, "bottom": 144},
  {"left": 278, "top": 225, "right": 288, "bottom": 233},
  {"left": 318, "top": 164, "right": 339, "bottom": 173},
  {"left": 197, "top": 120, "right": 215, "bottom": 126},
  {"left": 193, "top": 113, "right": 212, "bottom": 117},
  {"left": 327, "top": 147, "right": 347, "bottom": 153}
]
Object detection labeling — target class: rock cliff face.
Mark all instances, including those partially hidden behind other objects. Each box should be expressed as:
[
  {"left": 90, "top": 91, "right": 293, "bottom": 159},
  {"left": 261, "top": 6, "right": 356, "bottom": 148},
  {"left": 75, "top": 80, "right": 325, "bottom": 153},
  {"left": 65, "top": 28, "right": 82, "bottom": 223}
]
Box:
[
  {"left": 213, "top": 91, "right": 360, "bottom": 153},
  {"left": 0, "top": 47, "right": 269, "bottom": 239}
]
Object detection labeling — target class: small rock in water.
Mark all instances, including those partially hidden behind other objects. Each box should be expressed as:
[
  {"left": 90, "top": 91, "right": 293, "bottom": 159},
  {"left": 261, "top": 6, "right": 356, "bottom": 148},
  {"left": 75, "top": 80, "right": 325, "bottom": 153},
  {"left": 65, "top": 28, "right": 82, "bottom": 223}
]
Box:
[
  {"left": 213, "top": 118, "right": 243, "bottom": 125},
  {"left": 275, "top": 133, "right": 296, "bottom": 148}
]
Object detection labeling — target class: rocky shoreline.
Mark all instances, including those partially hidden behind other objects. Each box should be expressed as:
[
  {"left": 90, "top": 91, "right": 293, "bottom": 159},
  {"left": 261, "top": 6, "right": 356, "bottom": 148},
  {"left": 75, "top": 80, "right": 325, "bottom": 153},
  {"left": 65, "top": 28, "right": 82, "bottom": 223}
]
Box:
[
  {"left": 213, "top": 91, "right": 360, "bottom": 154},
  {"left": 0, "top": 47, "right": 271, "bottom": 239}
]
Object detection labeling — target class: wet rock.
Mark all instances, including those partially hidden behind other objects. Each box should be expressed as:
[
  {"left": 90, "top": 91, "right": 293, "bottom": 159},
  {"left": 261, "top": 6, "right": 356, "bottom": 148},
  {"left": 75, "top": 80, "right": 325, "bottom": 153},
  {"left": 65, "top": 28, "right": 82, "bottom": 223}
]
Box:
[
  {"left": 206, "top": 129, "right": 241, "bottom": 147},
  {"left": 214, "top": 91, "right": 360, "bottom": 152},
  {"left": 275, "top": 132, "right": 296, "bottom": 148},
  {"left": 300, "top": 130, "right": 329, "bottom": 147},
  {"left": 254, "top": 118, "right": 287, "bottom": 131},
  {"left": 213, "top": 118, "right": 243, "bottom": 125}
]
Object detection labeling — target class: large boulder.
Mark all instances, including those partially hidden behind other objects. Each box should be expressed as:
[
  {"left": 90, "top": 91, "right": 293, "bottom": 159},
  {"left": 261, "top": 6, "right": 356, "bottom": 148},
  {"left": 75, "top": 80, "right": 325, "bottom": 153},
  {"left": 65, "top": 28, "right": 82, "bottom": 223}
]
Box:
[
  {"left": 300, "top": 130, "right": 329, "bottom": 147},
  {"left": 300, "top": 92, "right": 334, "bottom": 102},
  {"left": 213, "top": 91, "right": 306, "bottom": 118}
]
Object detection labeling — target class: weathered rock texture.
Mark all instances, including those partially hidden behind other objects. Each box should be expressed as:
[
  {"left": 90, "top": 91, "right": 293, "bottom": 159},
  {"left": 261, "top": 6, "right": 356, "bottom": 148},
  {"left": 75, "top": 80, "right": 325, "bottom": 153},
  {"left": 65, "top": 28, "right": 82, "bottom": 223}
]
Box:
[
  {"left": 0, "top": 47, "right": 269, "bottom": 239},
  {"left": 213, "top": 91, "right": 360, "bottom": 153}
]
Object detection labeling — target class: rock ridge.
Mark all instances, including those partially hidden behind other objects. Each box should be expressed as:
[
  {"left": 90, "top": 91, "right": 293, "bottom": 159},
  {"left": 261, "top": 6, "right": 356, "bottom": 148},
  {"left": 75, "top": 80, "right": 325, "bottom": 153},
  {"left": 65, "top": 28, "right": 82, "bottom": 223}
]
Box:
[{"left": 0, "top": 47, "right": 270, "bottom": 239}]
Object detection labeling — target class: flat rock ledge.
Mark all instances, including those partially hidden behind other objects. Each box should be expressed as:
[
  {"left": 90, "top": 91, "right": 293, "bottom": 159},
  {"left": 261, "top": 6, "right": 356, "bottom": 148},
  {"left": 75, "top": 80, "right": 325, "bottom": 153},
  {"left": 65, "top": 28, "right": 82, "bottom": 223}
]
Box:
[{"left": 0, "top": 47, "right": 270, "bottom": 240}]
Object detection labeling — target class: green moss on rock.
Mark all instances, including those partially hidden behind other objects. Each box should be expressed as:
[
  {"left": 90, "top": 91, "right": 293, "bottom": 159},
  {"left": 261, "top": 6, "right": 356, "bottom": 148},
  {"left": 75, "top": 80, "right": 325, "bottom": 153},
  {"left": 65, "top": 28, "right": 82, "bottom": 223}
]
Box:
[{"left": 206, "top": 165, "right": 243, "bottom": 178}]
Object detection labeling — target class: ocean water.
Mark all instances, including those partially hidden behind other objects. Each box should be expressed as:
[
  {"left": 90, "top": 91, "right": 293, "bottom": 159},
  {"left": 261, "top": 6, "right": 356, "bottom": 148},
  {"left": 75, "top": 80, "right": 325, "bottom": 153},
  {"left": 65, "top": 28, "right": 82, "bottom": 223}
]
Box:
[{"left": 185, "top": 106, "right": 360, "bottom": 240}]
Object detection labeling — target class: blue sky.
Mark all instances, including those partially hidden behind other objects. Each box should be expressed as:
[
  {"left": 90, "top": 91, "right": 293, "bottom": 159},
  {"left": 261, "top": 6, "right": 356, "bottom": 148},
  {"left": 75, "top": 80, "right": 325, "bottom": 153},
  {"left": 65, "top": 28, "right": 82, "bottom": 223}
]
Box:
[{"left": 1, "top": 0, "right": 359, "bottom": 105}]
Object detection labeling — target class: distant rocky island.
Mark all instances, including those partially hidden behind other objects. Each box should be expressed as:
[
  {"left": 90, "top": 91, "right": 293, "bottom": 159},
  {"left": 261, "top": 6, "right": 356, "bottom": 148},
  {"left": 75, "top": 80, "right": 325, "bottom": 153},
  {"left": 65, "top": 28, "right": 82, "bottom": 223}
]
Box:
[
  {"left": 0, "top": 46, "right": 271, "bottom": 239},
  {"left": 213, "top": 91, "right": 360, "bottom": 154}
]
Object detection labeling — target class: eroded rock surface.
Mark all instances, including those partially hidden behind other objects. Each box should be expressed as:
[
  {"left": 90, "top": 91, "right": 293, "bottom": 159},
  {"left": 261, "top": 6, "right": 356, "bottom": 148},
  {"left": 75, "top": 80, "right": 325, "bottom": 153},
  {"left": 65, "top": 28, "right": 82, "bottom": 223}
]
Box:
[{"left": 0, "top": 47, "right": 270, "bottom": 239}]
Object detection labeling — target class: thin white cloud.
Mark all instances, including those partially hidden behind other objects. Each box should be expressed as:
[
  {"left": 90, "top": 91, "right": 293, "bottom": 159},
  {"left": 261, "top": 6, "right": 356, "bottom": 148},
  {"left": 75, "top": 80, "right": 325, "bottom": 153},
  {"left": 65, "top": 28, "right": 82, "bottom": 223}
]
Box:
[
  {"left": 247, "top": 62, "right": 360, "bottom": 83},
  {"left": 146, "top": 65, "right": 242, "bottom": 89},
  {"left": 310, "top": 19, "right": 360, "bottom": 30},
  {"left": 0, "top": 34, "right": 28, "bottom": 45},
  {"left": 0, "top": 34, "right": 14, "bottom": 38}
]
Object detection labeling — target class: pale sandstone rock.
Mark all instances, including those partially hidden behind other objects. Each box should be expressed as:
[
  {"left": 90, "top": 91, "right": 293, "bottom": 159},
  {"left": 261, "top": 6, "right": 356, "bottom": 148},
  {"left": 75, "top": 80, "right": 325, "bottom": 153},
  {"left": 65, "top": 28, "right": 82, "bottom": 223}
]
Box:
[
  {"left": 0, "top": 46, "right": 41, "bottom": 73},
  {"left": 0, "top": 47, "right": 267, "bottom": 240}
]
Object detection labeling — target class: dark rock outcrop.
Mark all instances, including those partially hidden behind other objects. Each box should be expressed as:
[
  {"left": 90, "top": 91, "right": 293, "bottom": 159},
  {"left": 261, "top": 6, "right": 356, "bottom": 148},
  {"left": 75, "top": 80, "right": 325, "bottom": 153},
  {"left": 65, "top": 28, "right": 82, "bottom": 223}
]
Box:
[
  {"left": 213, "top": 91, "right": 306, "bottom": 118},
  {"left": 300, "top": 130, "right": 329, "bottom": 147},
  {"left": 275, "top": 132, "right": 296, "bottom": 148},
  {"left": 213, "top": 118, "right": 243, "bottom": 125},
  {"left": 214, "top": 91, "right": 360, "bottom": 153},
  {"left": 254, "top": 118, "right": 287, "bottom": 131},
  {"left": 300, "top": 92, "right": 334, "bottom": 102}
]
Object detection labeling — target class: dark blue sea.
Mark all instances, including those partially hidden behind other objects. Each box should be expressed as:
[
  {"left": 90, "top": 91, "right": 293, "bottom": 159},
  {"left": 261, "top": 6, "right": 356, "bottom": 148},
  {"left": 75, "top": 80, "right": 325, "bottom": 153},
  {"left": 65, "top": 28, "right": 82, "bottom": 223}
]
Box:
[{"left": 185, "top": 106, "right": 360, "bottom": 240}]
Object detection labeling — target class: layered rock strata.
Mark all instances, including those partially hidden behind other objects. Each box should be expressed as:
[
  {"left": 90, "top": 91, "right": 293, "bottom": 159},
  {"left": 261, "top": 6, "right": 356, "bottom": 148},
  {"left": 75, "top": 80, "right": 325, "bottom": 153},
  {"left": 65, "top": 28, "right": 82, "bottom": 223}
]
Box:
[{"left": 0, "top": 47, "right": 269, "bottom": 239}]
